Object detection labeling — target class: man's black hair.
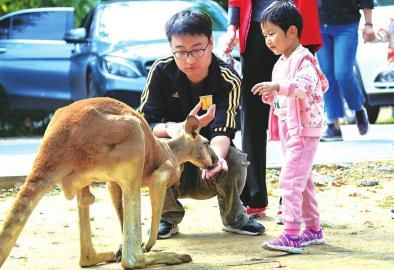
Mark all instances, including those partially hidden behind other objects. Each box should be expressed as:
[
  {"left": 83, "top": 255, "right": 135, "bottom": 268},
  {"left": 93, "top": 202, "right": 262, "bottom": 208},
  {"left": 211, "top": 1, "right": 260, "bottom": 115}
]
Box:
[
  {"left": 165, "top": 9, "right": 212, "bottom": 42},
  {"left": 261, "top": 0, "right": 303, "bottom": 38}
]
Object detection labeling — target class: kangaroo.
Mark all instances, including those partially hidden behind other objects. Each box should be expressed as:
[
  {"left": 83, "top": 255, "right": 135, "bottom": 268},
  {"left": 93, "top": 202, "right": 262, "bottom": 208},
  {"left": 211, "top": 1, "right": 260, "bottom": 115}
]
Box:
[{"left": 0, "top": 97, "right": 217, "bottom": 269}]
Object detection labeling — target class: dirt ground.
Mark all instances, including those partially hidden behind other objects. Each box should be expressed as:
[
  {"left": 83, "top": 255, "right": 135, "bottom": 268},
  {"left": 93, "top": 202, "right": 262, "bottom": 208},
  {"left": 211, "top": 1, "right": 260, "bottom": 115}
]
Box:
[{"left": 0, "top": 160, "right": 393, "bottom": 270}]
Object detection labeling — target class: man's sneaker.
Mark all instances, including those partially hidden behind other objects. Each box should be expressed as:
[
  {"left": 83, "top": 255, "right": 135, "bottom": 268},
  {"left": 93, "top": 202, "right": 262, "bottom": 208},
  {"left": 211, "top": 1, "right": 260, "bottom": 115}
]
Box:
[
  {"left": 262, "top": 234, "right": 303, "bottom": 254},
  {"left": 245, "top": 207, "right": 266, "bottom": 218},
  {"left": 276, "top": 211, "right": 284, "bottom": 225},
  {"left": 222, "top": 218, "right": 265, "bottom": 236},
  {"left": 355, "top": 107, "right": 369, "bottom": 135},
  {"left": 320, "top": 123, "right": 343, "bottom": 142},
  {"left": 300, "top": 228, "right": 325, "bottom": 247},
  {"left": 158, "top": 220, "right": 179, "bottom": 239}
]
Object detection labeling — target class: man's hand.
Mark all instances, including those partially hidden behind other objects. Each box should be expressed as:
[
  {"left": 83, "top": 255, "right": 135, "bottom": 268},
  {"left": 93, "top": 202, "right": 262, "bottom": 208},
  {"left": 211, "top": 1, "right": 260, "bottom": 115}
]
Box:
[
  {"left": 251, "top": 82, "right": 279, "bottom": 97},
  {"left": 362, "top": 25, "right": 375, "bottom": 42},
  {"left": 201, "top": 157, "right": 228, "bottom": 180},
  {"left": 189, "top": 101, "right": 216, "bottom": 128}
]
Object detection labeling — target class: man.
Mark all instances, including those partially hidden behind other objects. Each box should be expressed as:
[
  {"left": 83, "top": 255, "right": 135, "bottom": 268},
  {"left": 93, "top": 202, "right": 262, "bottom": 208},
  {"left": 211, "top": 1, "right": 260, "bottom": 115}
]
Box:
[{"left": 137, "top": 9, "right": 264, "bottom": 238}]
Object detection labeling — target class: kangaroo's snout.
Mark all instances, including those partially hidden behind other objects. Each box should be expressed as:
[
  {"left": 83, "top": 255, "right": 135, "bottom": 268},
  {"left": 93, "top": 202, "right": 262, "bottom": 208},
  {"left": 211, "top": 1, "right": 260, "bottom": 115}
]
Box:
[{"left": 210, "top": 151, "right": 219, "bottom": 168}]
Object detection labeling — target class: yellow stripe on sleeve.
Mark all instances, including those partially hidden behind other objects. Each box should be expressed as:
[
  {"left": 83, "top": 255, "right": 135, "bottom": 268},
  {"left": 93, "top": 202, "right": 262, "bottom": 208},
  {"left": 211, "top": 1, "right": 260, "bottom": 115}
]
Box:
[
  {"left": 220, "top": 67, "right": 241, "bottom": 129},
  {"left": 137, "top": 56, "right": 174, "bottom": 113}
]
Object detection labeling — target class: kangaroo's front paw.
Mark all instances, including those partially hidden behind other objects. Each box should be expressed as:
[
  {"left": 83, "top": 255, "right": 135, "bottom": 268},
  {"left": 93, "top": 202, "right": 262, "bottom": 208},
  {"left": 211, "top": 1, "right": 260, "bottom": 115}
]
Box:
[{"left": 143, "top": 243, "right": 152, "bottom": 253}]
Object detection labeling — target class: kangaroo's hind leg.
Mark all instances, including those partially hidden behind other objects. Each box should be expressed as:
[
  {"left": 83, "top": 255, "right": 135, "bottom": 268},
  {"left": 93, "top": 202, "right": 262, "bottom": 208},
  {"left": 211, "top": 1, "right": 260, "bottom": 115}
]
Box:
[
  {"left": 77, "top": 186, "right": 116, "bottom": 267},
  {"left": 119, "top": 170, "right": 146, "bottom": 269}
]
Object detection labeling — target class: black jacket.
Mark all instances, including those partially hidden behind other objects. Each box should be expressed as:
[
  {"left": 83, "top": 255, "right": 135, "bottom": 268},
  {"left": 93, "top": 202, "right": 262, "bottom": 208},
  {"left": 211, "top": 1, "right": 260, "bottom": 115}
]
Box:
[
  {"left": 318, "top": 0, "right": 374, "bottom": 25},
  {"left": 138, "top": 54, "right": 241, "bottom": 140}
]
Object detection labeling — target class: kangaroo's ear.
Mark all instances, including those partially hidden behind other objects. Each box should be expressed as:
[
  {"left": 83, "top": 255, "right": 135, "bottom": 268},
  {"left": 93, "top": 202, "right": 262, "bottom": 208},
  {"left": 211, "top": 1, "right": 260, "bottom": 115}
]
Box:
[{"left": 185, "top": 115, "right": 201, "bottom": 138}]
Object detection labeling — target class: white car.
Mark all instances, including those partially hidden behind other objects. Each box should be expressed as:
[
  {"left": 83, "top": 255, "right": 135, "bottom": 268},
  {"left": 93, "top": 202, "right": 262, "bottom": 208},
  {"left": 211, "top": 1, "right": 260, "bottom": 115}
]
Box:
[{"left": 355, "top": 0, "right": 394, "bottom": 123}]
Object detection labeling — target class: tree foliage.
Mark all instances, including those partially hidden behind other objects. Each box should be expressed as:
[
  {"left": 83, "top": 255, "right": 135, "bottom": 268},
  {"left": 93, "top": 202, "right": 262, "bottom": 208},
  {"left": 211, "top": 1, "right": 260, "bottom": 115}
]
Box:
[{"left": 215, "top": 0, "right": 227, "bottom": 10}]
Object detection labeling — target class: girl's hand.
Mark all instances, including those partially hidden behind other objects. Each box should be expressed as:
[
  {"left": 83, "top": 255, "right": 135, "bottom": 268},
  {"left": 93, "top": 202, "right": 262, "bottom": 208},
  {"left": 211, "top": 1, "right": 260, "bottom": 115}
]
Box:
[{"left": 251, "top": 82, "right": 279, "bottom": 96}]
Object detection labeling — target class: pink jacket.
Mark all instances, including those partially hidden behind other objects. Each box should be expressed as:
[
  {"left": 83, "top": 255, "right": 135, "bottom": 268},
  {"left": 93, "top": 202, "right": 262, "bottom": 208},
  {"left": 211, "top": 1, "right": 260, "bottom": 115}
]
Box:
[{"left": 262, "top": 46, "right": 329, "bottom": 141}]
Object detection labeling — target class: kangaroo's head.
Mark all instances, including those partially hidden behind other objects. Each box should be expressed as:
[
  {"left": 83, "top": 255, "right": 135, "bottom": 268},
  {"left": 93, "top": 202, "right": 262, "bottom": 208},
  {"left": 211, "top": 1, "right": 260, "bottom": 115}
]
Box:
[{"left": 170, "top": 115, "right": 218, "bottom": 169}]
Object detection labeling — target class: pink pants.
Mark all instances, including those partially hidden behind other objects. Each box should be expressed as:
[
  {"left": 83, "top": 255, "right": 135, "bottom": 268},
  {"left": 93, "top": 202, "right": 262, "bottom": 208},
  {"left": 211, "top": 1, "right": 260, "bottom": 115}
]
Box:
[{"left": 279, "top": 122, "right": 320, "bottom": 232}]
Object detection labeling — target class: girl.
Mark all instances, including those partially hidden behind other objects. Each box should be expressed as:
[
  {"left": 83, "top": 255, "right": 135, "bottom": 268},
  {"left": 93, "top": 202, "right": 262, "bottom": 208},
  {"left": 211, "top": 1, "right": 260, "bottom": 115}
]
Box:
[{"left": 251, "top": 0, "right": 328, "bottom": 254}]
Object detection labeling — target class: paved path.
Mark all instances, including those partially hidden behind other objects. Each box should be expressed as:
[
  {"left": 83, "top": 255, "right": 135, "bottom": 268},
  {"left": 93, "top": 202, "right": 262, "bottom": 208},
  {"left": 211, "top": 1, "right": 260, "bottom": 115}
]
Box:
[{"left": 0, "top": 124, "right": 393, "bottom": 184}]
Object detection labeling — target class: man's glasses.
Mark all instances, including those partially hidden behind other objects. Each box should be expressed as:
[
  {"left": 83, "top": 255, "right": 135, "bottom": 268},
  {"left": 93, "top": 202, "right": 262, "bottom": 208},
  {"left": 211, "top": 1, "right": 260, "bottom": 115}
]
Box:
[{"left": 172, "top": 41, "right": 210, "bottom": 60}]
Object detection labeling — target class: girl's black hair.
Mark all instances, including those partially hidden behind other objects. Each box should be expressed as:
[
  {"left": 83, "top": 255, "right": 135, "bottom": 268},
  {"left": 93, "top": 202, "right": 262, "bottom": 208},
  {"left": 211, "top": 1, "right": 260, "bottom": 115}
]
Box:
[
  {"left": 165, "top": 9, "right": 212, "bottom": 42},
  {"left": 261, "top": 0, "right": 303, "bottom": 38}
]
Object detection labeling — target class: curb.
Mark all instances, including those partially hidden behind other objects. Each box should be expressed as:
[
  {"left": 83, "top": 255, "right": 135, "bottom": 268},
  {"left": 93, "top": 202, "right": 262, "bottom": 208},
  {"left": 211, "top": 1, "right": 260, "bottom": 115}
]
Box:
[{"left": 0, "top": 176, "right": 26, "bottom": 189}]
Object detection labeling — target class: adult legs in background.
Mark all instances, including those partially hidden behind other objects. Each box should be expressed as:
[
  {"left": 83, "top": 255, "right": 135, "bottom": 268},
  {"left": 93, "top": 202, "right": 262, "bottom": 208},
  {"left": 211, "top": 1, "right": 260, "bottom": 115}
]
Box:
[
  {"left": 240, "top": 22, "right": 279, "bottom": 211},
  {"left": 318, "top": 23, "right": 369, "bottom": 141}
]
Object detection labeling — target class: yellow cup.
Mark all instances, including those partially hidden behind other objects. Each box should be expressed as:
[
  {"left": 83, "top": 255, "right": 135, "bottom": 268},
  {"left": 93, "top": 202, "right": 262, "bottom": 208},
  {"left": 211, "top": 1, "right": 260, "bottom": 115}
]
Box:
[{"left": 200, "top": 95, "right": 213, "bottom": 110}]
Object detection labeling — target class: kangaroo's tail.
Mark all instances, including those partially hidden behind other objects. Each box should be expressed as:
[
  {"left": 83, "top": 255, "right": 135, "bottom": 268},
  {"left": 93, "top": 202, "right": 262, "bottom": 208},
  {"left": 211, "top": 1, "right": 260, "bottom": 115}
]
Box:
[{"left": 0, "top": 172, "right": 57, "bottom": 267}]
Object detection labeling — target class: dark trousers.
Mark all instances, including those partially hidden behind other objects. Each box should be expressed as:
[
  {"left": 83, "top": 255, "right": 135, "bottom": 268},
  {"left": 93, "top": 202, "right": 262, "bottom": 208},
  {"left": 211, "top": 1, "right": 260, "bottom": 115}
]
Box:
[{"left": 240, "top": 22, "right": 279, "bottom": 208}]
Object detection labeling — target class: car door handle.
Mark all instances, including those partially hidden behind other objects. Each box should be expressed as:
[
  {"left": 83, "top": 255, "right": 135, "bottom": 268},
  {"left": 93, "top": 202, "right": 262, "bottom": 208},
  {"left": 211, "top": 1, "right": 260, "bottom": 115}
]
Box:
[{"left": 0, "top": 48, "right": 6, "bottom": 54}]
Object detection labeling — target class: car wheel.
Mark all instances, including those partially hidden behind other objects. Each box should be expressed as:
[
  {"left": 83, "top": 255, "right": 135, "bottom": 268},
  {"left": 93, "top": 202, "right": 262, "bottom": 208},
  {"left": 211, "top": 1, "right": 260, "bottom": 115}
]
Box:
[
  {"left": 87, "top": 72, "right": 99, "bottom": 98},
  {"left": 365, "top": 104, "right": 380, "bottom": 124}
]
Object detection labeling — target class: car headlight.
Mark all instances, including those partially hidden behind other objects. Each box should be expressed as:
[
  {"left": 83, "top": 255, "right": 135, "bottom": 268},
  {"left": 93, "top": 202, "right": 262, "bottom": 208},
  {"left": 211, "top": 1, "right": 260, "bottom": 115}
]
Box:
[
  {"left": 100, "top": 56, "right": 142, "bottom": 78},
  {"left": 375, "top": 70, "right": 394, "bottom": 82}
]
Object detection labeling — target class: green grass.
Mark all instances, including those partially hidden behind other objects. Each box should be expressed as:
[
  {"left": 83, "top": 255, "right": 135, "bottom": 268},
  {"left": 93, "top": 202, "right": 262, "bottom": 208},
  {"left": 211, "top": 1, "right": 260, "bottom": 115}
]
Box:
[
  {"left": 378, "top": 195, "right": 394, "bottom": 209},
  {"left": 376, "top": 107, "right": 394, "bottom": 124},
  {"left": 377, "top": 116, "right": 394, "bottom": 124}
]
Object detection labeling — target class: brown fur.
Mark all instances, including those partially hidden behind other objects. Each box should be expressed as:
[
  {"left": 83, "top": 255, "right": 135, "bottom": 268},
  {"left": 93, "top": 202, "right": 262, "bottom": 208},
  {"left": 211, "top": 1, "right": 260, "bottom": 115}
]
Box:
[{"left": 0, "top": 97, "right": 217, "bottom": 269}]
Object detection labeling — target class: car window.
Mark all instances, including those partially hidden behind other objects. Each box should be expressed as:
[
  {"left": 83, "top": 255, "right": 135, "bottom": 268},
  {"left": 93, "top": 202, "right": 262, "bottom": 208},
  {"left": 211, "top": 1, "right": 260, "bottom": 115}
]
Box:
[
  {"left": 95, "top": 1, "right": 227, "bottom": 42},
  {"left": 374, "top": 0, "right": 394, "bottom": 6},
  {"left": 8, "top": 11, "right": 69, "bottom": 40},
  {"left": 0, "top": 17, "right": 10, "bottom": 39}
]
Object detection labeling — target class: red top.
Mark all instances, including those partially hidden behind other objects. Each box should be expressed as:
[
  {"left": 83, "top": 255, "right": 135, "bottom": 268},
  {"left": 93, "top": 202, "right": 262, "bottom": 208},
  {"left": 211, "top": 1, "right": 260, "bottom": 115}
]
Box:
[
  {"left": 228, "top": 0, "right": 322, "bottom": 53},
  {"left": 228, "top": 0, "right": 251, "bottom": 54},
  {"left": 294, "top": 0, "right": 322, "bottom": 52}
]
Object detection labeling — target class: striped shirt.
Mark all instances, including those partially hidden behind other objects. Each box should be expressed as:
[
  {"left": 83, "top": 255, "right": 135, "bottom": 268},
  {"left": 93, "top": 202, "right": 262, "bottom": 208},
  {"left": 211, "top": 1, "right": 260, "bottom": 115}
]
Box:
[{"left": 137, "top": 54, "right": 241, "bottom": 140}]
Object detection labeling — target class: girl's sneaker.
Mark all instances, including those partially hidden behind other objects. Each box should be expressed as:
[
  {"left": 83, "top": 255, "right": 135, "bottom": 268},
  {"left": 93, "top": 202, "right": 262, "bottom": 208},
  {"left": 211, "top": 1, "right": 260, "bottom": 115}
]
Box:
[
  {"left": 300, "top": 228, "right": 325, "bottom": 247},
  {"left": 262, "top": 234, "right": 303, "bottom": 254}
]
